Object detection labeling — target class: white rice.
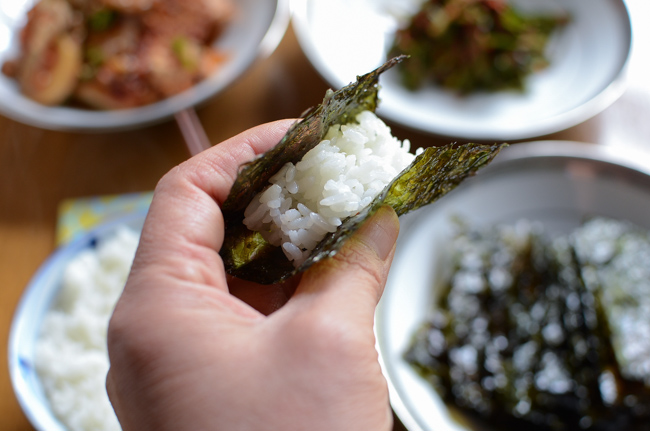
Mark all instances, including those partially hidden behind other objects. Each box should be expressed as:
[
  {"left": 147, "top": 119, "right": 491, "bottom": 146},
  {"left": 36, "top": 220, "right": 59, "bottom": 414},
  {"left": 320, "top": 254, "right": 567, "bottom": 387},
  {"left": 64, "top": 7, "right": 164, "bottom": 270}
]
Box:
[
  {"left": 35, "top": 226, "right": 140, "bottom": 431},
  {"left": 243, "top": 110, "right": 418, "bottom": 266}
]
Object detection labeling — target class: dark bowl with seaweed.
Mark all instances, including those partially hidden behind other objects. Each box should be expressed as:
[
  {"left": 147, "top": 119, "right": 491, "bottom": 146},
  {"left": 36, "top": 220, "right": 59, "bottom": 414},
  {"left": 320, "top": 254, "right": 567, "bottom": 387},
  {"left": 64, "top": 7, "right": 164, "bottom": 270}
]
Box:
[{"left": 376, "top": 141, "right": 650, "bottom": 431}]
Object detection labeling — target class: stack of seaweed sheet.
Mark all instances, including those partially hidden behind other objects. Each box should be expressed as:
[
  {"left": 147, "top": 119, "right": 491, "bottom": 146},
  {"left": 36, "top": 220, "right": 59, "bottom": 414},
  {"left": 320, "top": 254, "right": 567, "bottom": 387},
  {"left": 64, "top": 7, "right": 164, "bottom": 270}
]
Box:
[{"left": 405, "top": 218, "right": 650, "bottom": 431}]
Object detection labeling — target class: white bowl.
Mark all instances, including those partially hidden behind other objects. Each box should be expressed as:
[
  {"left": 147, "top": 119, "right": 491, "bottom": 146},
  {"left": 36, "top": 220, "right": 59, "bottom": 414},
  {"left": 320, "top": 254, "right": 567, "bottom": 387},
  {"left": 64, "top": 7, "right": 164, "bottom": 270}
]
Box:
[
  {"left": 292, "top": 0, "right": 632, "bottom": 140},
  {"left": 376, "top": 141, "right": 650, "bottom": 431},
  {"left": 8, "top": 212, "right": 146, "bottom": 431},
  {"left": 0, "top": 0, "right": 290, "bottom": 131}
]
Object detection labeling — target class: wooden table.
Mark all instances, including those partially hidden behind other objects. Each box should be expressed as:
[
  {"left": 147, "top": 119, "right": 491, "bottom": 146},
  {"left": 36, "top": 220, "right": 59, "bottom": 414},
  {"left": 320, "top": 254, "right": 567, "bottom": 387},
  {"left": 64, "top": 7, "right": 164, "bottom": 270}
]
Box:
[{"left": 2, "top": 9, "right": 649, "bottom": 430}]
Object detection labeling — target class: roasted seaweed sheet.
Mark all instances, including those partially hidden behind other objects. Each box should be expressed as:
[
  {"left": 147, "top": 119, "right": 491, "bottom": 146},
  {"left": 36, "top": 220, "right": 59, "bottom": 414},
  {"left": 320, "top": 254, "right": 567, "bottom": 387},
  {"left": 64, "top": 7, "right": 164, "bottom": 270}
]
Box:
[
  {"left": 406, "top": 218, "right": 650, "bottom": 431},
  {"left": 220, "top": 57, "right": 505, "bottom": 284}
]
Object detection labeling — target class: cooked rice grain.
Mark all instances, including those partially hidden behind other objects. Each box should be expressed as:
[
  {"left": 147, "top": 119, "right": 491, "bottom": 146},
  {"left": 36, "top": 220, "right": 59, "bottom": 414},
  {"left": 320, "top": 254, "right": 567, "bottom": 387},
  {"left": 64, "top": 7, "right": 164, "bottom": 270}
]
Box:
[{"left": 243, "top": 111, "right": 416, "bottom": 266}]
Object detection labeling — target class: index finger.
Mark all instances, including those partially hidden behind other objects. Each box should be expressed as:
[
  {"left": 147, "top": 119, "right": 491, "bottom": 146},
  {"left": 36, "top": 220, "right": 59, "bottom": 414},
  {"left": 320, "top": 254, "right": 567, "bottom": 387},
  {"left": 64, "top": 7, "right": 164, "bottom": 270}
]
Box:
[
  {"left": 131, "top": 119, "right": 296, "bottom": 290},
  {"left": 192, "top": 119, "right": 298, "bottom": 205}
]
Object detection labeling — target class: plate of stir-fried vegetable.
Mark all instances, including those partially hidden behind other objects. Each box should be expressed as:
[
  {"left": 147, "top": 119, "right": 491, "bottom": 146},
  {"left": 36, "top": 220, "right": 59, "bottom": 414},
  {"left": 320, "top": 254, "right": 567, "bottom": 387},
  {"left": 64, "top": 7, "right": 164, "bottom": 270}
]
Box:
[{"left": 292, "top": 0, "right": 631, "bottom": 140}]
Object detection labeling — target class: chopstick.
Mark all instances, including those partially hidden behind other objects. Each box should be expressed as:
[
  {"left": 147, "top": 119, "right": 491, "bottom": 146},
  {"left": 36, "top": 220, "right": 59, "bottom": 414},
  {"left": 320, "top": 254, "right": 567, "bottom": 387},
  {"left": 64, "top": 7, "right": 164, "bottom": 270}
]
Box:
[{"left": 175, "top": 108, "right": 211, "bottom": 156}]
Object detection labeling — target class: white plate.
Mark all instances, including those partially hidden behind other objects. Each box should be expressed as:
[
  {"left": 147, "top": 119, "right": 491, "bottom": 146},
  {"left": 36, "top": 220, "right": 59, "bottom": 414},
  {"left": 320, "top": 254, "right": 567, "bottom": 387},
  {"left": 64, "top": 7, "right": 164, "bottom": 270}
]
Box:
[
  {"left": 292, "top": 0, "right": 631, "bottom": 140},
  {"left": 375, "top": 141, "right": 650, "bottom": 431},
  {"left": 0, "top": 0, "right": 290, "bottom": 131},
  {"left": 8, "top": 212, "right": 146, "bottom": 431}
]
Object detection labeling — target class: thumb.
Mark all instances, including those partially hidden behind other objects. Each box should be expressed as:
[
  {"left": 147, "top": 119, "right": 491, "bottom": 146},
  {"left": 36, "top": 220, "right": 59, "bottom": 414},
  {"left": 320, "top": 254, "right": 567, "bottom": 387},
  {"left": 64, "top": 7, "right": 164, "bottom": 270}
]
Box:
[{"left": 289, "top": 205, "right": 400, "bottom": 324}]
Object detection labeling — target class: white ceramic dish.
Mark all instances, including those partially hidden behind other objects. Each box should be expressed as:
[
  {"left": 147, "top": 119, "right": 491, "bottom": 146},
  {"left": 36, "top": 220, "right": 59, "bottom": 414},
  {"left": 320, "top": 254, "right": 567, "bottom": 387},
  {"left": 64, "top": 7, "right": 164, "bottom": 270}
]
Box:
[
  {"left": 0, "top": 0, "right": 290, "bottom": 131},
  {"left": 8, "top": 212, "right": 146, "bottom": 431},
  {"left": 292, "top": 0, "right": 631, "bottom": 141},
  {"left": 375, "top": 141, "right": 650, "bottom": 431}
]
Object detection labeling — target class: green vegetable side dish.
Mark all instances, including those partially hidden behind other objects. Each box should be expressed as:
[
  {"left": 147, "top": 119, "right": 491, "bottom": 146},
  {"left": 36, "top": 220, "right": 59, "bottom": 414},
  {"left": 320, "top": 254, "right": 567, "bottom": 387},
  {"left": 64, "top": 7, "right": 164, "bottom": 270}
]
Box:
[
  {"left": 219, "top": 56, "right": 506, "bottom": 284},
  {"left": 390, "top": 0, "right": 569, "bottom": 94}
]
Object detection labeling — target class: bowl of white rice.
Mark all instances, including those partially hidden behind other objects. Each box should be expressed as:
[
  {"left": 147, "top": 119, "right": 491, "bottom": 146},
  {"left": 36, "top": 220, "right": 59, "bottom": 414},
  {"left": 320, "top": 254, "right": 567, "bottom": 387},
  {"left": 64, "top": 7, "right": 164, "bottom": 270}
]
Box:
[{"left": 8, "top": 212, "right": 145, "bottom": 431}]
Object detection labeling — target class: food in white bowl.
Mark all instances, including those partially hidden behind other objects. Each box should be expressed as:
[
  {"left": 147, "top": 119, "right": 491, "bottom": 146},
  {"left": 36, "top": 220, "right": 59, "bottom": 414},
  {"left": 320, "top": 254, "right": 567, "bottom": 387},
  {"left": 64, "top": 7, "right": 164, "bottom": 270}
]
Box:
[
  {"left": 292, "top": 0, "right": 631, "bottom": 140},
  {"left": 9, "top": 215, "right": 143, "bottom": 431},
  {"left": 376, "top": 141, "right": 650, "bottom": 431},
  {"left": 2, "top": 0, "right": 234, "bottom": 108},
  {"left": 34, "top": 225, "right": 138, "bottom": 431},
  {"left": 404, "top": 216, "right": 650, "bottom": 430},
  {"left": 389, "top": 0, "right": 570, "bottom": 95},
  {"left": 0, "top": 0, "right": 289, "bottom": 131}
]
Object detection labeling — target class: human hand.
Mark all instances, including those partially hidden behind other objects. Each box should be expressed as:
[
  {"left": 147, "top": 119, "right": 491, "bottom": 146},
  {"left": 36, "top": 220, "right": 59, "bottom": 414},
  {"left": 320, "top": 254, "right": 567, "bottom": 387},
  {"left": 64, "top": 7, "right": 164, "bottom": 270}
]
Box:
[{"left": 106, "top": 120, "right": 400, "bottom": 431}]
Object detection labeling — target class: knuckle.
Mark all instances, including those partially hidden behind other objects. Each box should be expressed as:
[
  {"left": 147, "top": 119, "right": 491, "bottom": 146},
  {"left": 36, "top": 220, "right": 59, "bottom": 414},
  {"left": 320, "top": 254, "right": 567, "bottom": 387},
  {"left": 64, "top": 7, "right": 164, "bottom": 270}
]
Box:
[
  {"left": 286, "top": 309, "right": 370, "bottom": 361},
  {"left": 331, "top": 244, "right": 385, "bottom": 291},
  {"left": 107, "top": 302, "right": 160, "bottom": 374},
  {"left": 156, "top": 165, "right": 183, "bottom": 191}
]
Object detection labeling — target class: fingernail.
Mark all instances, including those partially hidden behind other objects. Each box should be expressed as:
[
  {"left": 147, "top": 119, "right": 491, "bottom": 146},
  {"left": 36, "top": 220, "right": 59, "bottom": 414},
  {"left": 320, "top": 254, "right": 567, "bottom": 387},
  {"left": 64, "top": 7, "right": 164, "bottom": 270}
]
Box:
[{"left": 356, "top": 206, "right": 399, "bottom": 261}]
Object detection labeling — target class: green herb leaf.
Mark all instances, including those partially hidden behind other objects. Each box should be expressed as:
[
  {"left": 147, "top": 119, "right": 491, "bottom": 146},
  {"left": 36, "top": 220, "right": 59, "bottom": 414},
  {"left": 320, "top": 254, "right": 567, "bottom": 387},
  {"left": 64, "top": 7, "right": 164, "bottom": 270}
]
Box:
[
  {"left": 88, "top": 9, "right": 116, "bottom": 32},
  {"left": 171, "top": 36, "right": 199, "bottom": 71},
  {"left": 85, "top": 46, "right": 104, "bottom": 67}
]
